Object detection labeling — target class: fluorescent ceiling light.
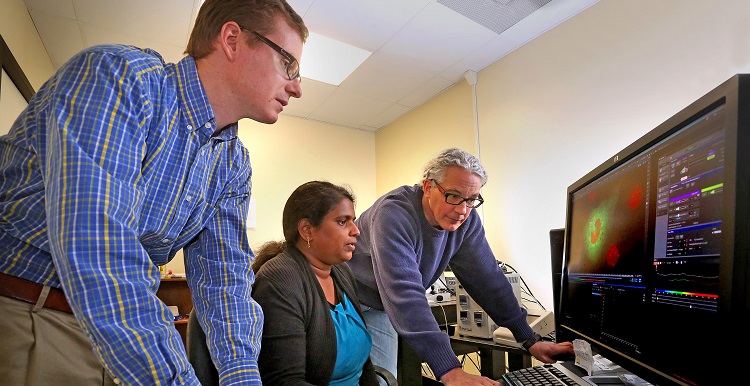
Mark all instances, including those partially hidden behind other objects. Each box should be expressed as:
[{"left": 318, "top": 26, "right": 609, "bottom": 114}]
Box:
[{"left": 301, "top": 32, "right": 372, "bottom": 86}]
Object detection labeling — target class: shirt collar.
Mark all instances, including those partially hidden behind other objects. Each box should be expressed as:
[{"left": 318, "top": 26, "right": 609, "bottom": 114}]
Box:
[{"left": 174, "top": 56, "right": 238, "bottom": 141}]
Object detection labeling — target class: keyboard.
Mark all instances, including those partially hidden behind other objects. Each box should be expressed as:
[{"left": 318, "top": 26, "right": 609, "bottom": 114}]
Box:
[{"left": 500, "top": 363, "right": 589, "bottom": 386}]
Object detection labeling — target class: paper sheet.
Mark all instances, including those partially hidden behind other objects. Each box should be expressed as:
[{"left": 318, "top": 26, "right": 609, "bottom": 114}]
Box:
[{"left": 573, "top": 339, "right": 594, "bottom": 376}]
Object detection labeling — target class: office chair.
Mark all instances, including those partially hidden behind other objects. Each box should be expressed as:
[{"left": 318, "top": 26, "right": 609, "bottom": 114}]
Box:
[
  {"left": 373, "top": 365, "right": 398, "bottom": 385},
  {"left": 186, "top": 309, "right": 398, "bottom": 386},
  {"left": 186, "top": 309, "right": 219, "bottom": 386}
]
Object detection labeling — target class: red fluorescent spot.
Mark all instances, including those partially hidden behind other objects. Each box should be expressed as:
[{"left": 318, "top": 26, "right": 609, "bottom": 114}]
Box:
[
  {"left": 606, "top": 244, "right": 620, "bottom": 267},
  {"left": 629, "top": 185, "right": 643, "bottom": 210}
]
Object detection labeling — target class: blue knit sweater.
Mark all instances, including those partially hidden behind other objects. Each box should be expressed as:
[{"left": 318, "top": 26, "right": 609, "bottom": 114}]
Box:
[{"left": 348, "top": 184, "right": 534, "bottom": 378}]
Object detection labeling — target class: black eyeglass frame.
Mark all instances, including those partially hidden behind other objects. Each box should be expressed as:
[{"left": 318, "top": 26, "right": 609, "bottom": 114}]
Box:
[
  {"left": 237, "top": 24, "right": 300, "bottom": 81},
  {"left": 431, "top": 179, "right": 484, "bottom": 209}
]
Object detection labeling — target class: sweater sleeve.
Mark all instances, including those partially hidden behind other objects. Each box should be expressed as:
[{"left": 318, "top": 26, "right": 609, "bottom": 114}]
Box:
[
  {"left": 447, "top": 218, "right": 535, "bottom": 343},
  {"left": 253, "top": 258, "right": 317, "bottom": 385}
]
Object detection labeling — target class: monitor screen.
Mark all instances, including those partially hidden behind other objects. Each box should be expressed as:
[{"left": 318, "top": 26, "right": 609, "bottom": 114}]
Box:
[{"left": 558, "top": 74, "right": 750, "bottom": 386}]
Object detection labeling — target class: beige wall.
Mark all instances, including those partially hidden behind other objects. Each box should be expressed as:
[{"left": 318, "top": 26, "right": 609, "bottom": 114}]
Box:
[
  {"left": 1, "top": 0, "right": 55, "bottom": 135},
  {"left": 376, "top": 0, "right": 750, "bottom": 311},
  {"left": 239, "top": 115, "right": 376, "bottom": 251},
  {"left": 166, "top": 115, "right": 376, "bottom": 274},
  {"left": 375, "top": 80, "right": 475, "bottom": 196},
  {"left": 0, "top": 0, "right": 55, "bottom": 90},
  {"left": 1, "top": 70, "right": 27, "bottom": 135}
]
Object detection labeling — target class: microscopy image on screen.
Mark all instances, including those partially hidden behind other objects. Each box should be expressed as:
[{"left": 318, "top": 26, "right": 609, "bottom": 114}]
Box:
[{"left": 568, "top": 160, "right": 648, "bottom": 276}]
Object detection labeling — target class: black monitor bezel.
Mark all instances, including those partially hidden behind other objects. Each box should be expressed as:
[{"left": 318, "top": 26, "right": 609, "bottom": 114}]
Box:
[{"left": 557, "top": 74, "right": 750, "bottom": 386}]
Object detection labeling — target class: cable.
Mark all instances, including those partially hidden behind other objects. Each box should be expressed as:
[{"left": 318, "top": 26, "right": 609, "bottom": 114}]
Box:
[
  {"left": 436, "top": 276, "right": 456, "bottom": 296},
  {"left": 436, "top": 302, "right": 449, "bottom": 330},
  {"left": 498, "top": 261, "right": 547, "bottom": 311},
  {"left": 421, "top": 363, "right": 435, "bottom": 379},
  {"left": 462, "top": 352, "right": 481, "bottom": 372}
]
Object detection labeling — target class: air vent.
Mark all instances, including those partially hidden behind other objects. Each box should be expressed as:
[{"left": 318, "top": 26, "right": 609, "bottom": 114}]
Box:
[{"left": 437, "top": 0, "right": 551, "bottom": 35}]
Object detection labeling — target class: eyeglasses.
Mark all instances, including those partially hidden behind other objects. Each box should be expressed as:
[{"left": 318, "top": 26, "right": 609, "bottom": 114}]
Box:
[
  {"left": 237, "top": 24, "right": 300, "bottom": 81},
  {"left": 431, "top": 179, "right": 484, "bottom": 209}
]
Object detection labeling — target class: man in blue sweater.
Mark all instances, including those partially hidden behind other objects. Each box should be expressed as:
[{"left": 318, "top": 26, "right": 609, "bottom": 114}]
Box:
[{"left": 348, "top": 147, "right": 574, "bottom": 385}]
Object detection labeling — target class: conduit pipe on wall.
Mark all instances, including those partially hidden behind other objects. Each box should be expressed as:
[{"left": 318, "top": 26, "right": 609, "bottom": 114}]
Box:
[{"left": 464, "top": 69, "right": 484, "bottom": 221}]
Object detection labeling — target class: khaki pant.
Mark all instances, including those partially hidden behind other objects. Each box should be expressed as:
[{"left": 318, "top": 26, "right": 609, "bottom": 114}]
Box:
[{"left": 0, "top": 294, "right": 117, "bottom": 386}]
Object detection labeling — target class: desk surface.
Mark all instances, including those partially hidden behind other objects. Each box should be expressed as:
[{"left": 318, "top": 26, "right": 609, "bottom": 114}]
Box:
[
  {"left": 450, "top": 333, "right": 533, "bottom": 379},
  {"left": 397, "top": 324, "right": 534, "bottom": 385},
  {"left": 451, "top": 333, "right": 526, "bottom": 354}
]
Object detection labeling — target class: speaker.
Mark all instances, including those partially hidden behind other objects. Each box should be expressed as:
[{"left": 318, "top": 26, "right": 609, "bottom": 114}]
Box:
[{"left": 549, "top": 228, "right": 565, "bottom": 317}]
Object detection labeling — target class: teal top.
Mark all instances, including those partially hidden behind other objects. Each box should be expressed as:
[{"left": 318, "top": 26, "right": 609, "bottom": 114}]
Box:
[{"left": 330, "top": 293, "right": 372, "bottom": 385}]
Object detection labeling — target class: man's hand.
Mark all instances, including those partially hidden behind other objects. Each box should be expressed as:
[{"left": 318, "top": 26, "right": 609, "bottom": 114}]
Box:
[
  {"left": 528, "top": 340, "right": 575, "bottom": 363},
  {"left": 439, "top": 367, "right": 501, "bottom": 386}
]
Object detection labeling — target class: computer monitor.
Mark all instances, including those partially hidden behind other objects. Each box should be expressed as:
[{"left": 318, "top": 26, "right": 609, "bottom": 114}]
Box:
[{"left": 557, "top": 74, "right": 750, "bottom": 386}]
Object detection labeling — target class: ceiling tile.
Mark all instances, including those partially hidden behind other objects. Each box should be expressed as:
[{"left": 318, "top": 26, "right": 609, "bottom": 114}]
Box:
[
  {"left": 286, "top": 0, "right": 315, "bottom": 17},
  {"left": 283, "top": 78, "right": 337, "bottom": 118},
  {"left": 298, "top": 0, "right": 433, "bottom": 52},
  {"left": 443, "top": 35, "right": 520, "bottom": 78},
  {"left": 24, "top": 0, "right": 76, "bottom": 19},
  {"left": 377, "top": 1, "right": 497, "bottom": 75},
  {"left": 28, "top": 8, "right": 85, "bottom": 69},
  {"left": 496, "top": 0, "right": 600, "bottom": 46},
  {"left": 363, "top": 103, "right": 413, "bottom": 129},
  {"left": 399, "top": 74, "right": 459, "bottom": 108},
  {"left": 79, "top": 24, "right": 186, "bottom": 64},
  {"left": 73, "top": 0, "right": 194, "bottom": 47},
  {"left": 309, "top": 88, "right": 392, "bottom": 129},
  {"left": 338, "top": 51, "right": 433, "bottom": 103}
]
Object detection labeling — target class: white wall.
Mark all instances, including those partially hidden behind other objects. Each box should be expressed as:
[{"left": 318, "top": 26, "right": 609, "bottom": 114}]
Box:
[{"left": 377, "top": 0, "right": 750, "bottom": 312}]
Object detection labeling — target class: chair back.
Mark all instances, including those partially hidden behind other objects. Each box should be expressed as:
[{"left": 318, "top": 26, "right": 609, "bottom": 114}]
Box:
[{"left": 186, "top": 309, "right": 219, "bottom": 386}]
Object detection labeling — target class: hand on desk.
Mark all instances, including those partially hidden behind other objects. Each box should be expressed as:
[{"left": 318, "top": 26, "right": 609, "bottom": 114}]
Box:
[
  {"left": 528, "top": 340, "right": 575, "bottom": 363},
  {"left": 440, "top": 367, "right": 501, "bottom": 386}
]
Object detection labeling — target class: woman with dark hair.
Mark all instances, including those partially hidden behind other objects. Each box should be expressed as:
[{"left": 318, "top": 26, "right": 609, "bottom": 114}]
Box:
[{"left": 253, "top": 181, "right": 379, "bottom": 385}]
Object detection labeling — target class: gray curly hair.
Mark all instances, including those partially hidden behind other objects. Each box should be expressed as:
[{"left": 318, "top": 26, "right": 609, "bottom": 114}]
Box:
[{"left": 421, "top": 148, "right": 488, "bottom": 185}]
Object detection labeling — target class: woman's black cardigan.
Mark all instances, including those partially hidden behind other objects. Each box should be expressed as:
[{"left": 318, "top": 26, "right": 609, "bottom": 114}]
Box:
[{"left": 253, "top": 246, "right": 379, "bottom": 385}]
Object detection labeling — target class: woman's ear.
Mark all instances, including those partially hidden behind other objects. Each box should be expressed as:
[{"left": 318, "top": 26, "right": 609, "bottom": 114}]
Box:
[{"left": 298, "top": 219, "right": 311, "bottom": 240}]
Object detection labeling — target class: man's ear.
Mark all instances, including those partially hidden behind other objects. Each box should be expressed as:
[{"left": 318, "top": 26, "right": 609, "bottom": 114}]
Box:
[
  {"left": 218, "top": 22, "right": 243, "bottom": 61},
  {"left": 422, "top": 179, "right": 432, "bottom": 192}
]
